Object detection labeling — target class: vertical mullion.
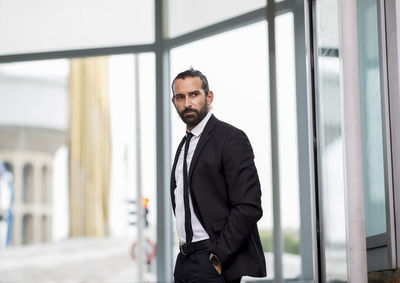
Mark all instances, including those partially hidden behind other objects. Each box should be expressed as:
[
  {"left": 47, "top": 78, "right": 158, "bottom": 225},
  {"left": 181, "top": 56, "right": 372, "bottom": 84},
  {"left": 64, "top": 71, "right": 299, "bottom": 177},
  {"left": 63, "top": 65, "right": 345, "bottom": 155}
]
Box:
[
  {"left": 384, "top": 0, "right": 400, "bottom": 270},
  {"left": 293, "top": 0, "right": 316, "bottom": 281},
  {"left": 134, "top": 54, "right": 144, "bottom": 282},
  {"left": 338, "top": 0, "right": 368, "bottom": 281},
  {"left": 267, "top": 0, "right": 283, "bottom": 282},
  {"left": 304, "top": 0, "right": 323, "bottom": 281},
  {"left": 376, "top": 0, "right": 396, "bottom": 270},
  {"left": 155, "top": 0, "right": 173, "bottom": 281}
]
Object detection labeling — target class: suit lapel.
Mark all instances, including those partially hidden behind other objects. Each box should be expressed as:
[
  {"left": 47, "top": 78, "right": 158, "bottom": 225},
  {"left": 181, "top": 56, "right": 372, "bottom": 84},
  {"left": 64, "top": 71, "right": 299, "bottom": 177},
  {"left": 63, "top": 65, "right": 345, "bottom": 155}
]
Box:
[
  {"left": 170, "top": 135, "right": 186, "bottom": 212},
  {"left": 188, "top": 115, "right": 217, "bottom": 181}
]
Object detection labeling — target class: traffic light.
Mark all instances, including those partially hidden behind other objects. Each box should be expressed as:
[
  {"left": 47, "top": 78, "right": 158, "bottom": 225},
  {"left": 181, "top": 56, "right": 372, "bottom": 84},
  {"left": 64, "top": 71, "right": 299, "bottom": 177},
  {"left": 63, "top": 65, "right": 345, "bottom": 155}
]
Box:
[
  {"left": 127, "top": 198, "right": 149, "bottom": 227},
  {"left": 142, "top": 198, "right": 149, "bottom": 228}
]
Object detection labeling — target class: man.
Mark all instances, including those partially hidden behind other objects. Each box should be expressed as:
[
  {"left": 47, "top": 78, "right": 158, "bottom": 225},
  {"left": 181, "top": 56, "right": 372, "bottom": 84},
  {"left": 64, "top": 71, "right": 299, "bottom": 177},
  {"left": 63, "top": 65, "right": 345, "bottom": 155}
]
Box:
[{"left": 171, "top": 68, "right": 266, "bottom": 283}]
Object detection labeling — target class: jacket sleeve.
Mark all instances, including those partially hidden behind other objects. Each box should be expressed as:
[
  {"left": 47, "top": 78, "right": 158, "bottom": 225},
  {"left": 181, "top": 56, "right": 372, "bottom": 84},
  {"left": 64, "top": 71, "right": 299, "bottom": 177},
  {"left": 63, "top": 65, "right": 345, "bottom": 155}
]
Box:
[{"left": 209, "top": 130, "right": 263, "bottom": 263}]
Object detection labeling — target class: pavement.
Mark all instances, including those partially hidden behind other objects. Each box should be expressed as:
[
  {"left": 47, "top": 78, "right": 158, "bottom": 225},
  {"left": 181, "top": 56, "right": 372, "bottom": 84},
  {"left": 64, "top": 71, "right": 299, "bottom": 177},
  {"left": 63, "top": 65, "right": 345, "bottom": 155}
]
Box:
[
  {"left": 0, "top": 237, "right": 300, "bottom": 282},
  {"left": 0, "top": 237, "right": 156, "bottom": 283}
]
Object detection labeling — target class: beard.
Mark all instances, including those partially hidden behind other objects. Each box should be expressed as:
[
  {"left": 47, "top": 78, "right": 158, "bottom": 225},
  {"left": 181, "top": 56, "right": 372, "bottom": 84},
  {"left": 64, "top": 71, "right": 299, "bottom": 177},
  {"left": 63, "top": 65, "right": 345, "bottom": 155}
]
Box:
[{"left": 178, "top": 101, "right": 208, "bottom": 129}]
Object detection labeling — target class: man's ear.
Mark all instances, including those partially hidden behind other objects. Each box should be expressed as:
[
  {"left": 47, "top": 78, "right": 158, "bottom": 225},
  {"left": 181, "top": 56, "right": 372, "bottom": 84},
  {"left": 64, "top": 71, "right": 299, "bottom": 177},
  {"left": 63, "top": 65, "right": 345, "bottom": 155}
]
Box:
[
  {"left": 207, "top": 91, "right": 214, "bottom": 106},
  {"left": 171, "top": 97, "right": 176, "bottom": 107}
]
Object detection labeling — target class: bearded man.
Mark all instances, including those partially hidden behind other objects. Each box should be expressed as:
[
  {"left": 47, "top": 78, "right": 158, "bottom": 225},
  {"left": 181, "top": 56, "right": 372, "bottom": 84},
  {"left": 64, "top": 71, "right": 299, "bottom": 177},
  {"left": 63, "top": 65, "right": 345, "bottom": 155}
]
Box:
[{"left": 170, "top": 68, "right": 266, "bottom": 283}]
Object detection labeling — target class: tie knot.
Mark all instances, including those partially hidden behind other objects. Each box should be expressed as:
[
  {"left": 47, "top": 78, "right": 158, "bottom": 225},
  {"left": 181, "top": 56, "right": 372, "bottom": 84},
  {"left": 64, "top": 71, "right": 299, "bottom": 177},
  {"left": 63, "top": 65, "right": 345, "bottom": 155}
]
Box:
[{"left": 186, "top": 132, "right": 194, "bottom": 140}]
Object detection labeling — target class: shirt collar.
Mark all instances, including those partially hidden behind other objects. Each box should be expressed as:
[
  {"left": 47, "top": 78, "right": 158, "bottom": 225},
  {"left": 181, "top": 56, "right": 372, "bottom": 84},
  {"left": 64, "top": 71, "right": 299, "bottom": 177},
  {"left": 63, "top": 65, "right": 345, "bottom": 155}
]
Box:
[{"left": 188, "top": 111, "right": 212, "bottom": 137}]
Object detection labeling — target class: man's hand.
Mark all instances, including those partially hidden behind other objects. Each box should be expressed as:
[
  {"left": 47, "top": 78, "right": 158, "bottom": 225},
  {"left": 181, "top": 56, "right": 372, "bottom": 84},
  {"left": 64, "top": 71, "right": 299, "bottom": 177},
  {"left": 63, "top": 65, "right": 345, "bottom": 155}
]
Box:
[{"left": 212, "top": 263, "right": 222, "bottom": 275}]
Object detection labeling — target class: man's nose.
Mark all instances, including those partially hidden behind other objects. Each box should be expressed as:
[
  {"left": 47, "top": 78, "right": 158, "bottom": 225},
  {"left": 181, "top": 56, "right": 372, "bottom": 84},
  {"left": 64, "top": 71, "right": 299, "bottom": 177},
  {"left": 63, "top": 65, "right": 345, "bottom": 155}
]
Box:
[{"left": 184, "top": 96, "right": 192, "bottom": 107}]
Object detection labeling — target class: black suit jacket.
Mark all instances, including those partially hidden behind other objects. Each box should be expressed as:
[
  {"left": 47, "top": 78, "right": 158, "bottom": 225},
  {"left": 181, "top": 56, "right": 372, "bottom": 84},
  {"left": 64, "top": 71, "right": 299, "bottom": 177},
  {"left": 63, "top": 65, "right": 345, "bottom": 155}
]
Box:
[{"left": 170, "top": 114, "right": 266, "bottom": 280}]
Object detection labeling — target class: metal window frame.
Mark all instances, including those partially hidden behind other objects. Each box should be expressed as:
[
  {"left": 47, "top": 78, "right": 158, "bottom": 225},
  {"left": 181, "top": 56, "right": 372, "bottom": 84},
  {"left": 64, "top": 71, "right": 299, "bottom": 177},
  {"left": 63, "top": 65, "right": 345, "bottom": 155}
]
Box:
[
  {"left": 360, "top": 0, "right": 400, "bottom": 273},
  {"left": 381, "top": 0, "right": 400, "bottom": 272},
  {"left": 267, "top": 0, "right": 316, "bottom": 282},
  {"left": 363, "top": 0, "right": 398, "bottom": 272},
  {"left": 0, "top": 0, "right": 316, "bottom": 282},
  {"left": 307, "top": 0, "right": 371, "bottom": 281},
  {"left": 293, "top": 0, "right": 317, "bottom": 281},
  {"left": 306, "top": 0, "right": 400, "bottom": 278}
]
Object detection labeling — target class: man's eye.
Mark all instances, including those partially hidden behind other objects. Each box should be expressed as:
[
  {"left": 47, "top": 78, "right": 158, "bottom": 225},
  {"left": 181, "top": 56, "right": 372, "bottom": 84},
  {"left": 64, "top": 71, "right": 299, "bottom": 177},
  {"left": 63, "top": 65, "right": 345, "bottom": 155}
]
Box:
[
  {"left": 190, "top": 92, "right": 198, "bottom": 97},
  {"left": 176, "top": 95, "right": 184, "bottom": 100}
]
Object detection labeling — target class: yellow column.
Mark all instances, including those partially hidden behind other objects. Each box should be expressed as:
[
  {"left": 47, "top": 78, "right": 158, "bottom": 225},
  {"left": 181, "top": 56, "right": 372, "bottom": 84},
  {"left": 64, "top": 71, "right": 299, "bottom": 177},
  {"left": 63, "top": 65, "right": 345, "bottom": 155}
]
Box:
[{"left": 69, "top": 57, "right": 111, "bottom": 237}]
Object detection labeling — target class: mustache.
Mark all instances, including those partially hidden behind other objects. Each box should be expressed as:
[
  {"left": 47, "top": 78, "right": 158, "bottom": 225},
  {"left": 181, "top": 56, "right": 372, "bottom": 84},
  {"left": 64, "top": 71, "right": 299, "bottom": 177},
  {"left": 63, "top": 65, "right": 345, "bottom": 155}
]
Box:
[{"left": 181, "top": 108, "right": 199, "bottom": 115}]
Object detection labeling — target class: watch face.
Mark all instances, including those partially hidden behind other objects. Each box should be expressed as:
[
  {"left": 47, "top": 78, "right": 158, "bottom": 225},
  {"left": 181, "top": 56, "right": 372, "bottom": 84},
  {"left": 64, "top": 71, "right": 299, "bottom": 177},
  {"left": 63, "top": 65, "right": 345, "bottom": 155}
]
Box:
[{"left": 210, "top": 254, "right": 221, "bottom": 266}]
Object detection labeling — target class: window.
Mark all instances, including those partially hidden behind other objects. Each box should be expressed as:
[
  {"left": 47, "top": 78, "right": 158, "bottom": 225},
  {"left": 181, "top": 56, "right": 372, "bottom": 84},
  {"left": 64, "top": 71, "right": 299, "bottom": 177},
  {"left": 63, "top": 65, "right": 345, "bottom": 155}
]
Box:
[
  {"left": 41, "top": 166, "right": 49, "bottom": 204},
  {"left": 276, "top": 12, "right": 302, "bottom": 280},
  {"left": 0, "top": 55, "right": 157, "bottom": 281},
  {"left": 313, "top": 0, "right": 348, "bottom": 280},
  {"left": 167, "top": 0, "right": 265, "bottom": 38},
  {"left": 22, "top": 164, "right": 34, "bottom": 204},
  {"left": 0, "top": 0, "right": 154, "bottom": 55},
  {"left": 22, "top": 214, "right": 34, "bottom": 245}
]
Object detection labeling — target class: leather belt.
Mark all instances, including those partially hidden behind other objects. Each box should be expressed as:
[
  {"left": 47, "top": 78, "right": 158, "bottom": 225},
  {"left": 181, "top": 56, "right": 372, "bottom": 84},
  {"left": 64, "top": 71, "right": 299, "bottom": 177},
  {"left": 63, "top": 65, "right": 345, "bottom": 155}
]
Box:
[{"left": 179, "top": 239, "right": 211, "bottom": 255}]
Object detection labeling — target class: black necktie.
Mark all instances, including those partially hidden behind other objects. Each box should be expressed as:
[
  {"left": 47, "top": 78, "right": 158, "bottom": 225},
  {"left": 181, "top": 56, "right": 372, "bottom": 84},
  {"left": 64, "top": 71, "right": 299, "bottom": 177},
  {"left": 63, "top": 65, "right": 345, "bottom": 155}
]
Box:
[{"left": 183, "top": 132, "right": 194, "bottom": 244}]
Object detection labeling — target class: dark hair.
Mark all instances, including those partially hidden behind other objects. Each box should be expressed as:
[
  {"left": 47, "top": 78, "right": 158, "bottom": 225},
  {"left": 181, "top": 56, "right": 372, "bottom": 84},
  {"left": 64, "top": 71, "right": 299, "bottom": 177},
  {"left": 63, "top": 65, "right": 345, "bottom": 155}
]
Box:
[{"left": 171, "top": 68, "right": 209, "bottom": 96}]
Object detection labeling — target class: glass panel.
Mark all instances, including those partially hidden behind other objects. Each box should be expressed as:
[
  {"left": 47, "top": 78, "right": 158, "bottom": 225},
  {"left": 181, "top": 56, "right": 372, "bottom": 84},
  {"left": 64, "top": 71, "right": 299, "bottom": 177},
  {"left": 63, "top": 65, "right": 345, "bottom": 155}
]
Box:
[
  {"left": 0, "top": 0, "right": 154, "bottom": 55},
  {"left": 276, "top": 12, "right": 301, "bottom": 279},
  {"left": 0, "top": 55, "right": 157, "bottom": 281},
  {"left": 137, "top": 53, "right": 157, "bottom": 281},
  {"left": 107, "top": 53, "right": 157, "bottom": 281},
  {"left": 316, "top": 0, "right": 340, "bottom": 50},
  {"left": 170, "top": 21, "right": 272, "bottom": 280},
  {"left": 314, "top": 0, "right": 348, "bottom": 281},
  {"left": 108, "top": 54, "right": 137, "bottom": 238},
  {"left": 357, "top": 0, "right": 386, "bottom": 238},
  {"left": 167, "top": 0, "right": 266, "bottom": 38}
]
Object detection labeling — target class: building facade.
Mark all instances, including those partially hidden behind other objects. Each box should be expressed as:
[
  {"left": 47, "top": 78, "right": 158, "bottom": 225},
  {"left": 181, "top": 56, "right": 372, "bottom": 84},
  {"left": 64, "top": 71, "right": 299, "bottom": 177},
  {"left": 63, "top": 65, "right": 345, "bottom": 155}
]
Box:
[{"left": 0, "top": 127, "right": 64, "bottom": 246}]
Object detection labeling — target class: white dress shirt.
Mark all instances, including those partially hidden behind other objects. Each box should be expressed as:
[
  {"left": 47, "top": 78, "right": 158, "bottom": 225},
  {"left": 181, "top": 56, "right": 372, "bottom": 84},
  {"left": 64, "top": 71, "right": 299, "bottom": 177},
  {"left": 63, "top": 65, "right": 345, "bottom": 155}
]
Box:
[{"left": 174, "top": 111, "right": 212, "bottom": 244}]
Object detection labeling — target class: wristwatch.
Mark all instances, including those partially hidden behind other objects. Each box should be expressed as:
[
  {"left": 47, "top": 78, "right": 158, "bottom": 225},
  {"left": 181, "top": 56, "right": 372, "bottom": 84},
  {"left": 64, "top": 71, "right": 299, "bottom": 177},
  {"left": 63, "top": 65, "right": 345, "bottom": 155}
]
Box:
[{"left": 209, "top": 253, "right": 222, "bottom": 267}]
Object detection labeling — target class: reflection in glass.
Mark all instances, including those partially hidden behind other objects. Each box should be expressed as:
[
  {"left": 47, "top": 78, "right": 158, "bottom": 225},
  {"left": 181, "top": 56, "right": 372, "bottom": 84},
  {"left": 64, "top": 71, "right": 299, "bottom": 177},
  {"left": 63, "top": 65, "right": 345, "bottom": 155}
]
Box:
[
  {"left": 316, "top": 56, "right": 348, "bottom": 282},
  {"left": 276, "top": 12, "right": 301, "bottom": 279},
  {"left": 357, "top": 0, "right": 386, "bottom": 237},
  {"left": 314, "top": 0, "right": 348, "bottom": 281}
]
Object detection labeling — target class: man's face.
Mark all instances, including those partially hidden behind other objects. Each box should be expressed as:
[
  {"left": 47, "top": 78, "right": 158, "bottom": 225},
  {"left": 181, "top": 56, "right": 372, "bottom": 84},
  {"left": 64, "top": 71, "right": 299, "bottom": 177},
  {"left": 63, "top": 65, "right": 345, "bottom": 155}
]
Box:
[{"left": 172, "top": 77, "right": 213, "bottom": 130}]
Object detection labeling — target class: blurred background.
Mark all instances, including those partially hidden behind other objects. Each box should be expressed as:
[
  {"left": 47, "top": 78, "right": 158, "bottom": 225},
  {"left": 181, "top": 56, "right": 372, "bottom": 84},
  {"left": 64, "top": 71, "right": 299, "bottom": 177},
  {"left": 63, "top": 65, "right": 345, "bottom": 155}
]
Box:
[
  {"left": 0, "top": 1, "right": 299, "bottom": 281},
  {"left": 0, "top": 0, "right": 392, "bottom": 282}
]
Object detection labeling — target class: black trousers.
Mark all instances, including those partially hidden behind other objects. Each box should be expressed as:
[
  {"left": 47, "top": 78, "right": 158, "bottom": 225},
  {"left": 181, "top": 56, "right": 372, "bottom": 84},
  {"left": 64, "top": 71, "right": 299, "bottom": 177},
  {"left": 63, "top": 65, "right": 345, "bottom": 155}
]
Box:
[{"left": 174, "top": 249, "right": 241, "bottom": 283}]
